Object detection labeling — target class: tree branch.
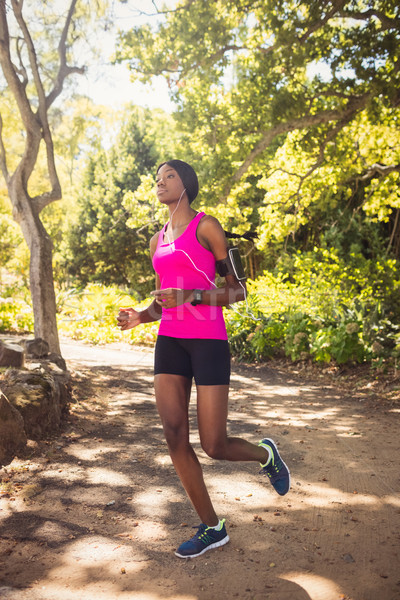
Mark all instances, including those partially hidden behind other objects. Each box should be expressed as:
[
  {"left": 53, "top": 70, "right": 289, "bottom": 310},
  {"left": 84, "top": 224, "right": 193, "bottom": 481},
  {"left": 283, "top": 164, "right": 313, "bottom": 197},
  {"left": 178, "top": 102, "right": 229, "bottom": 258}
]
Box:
[
  {"left": 0, "top": 111, "right": 9, "bottom": 182},
  {"left": 195, "top": 44, "right": 247, "bottom": 69},
  {"left": 338, "top": 9, "right": 400, "bottom": 30},
  {"left": 387, "top": 208, "right": 399, "bottom": 255},
  {"left": 354, "top": 162, "right": 400, "bottom": 182},
  {"left": 1, "top": 0, "right": 83, "bottom": 209},
  {"left": 11, "top": 0, "right": 47, "bottom": 111},
  {"left": 0, "top": 0, "right": 42, "bottom": 191},
  {"left": 222, "top": 93, "right": 371, "bottom": 200},
  {"left": 11, "top": 0, "right": 61, "bottom": 205},
  {"left": 15, "top": 35, "right": 28, "bottom": 87},
  {"left": 299, "top": 0, "right": 348, "bottom": 43},
  {"left": 30, "top": 190, "right": 62, "bottom": 213},
  {"left": 0, "top": 0, "right": 37, "bottom": 131},
  {"left": 131, "top": 0, "right": 196, "bottom": 17},
  {"left": 46, "top": 0, "right": 85, "bottom": 108}
]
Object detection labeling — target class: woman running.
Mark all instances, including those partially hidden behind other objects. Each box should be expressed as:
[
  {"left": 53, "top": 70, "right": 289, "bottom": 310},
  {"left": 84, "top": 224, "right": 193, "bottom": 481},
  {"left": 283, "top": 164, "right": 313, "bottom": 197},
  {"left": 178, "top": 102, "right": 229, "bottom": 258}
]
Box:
[{"left": 117, "top": 159, "right": 290, "bottom": 558}]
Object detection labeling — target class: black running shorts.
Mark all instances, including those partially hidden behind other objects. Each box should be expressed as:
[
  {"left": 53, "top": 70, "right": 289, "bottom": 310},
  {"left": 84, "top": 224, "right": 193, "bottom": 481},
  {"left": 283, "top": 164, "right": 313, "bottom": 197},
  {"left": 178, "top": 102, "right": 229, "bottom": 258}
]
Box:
[{"left": 154, "top": 335, "right": 231, "bottom": 385}]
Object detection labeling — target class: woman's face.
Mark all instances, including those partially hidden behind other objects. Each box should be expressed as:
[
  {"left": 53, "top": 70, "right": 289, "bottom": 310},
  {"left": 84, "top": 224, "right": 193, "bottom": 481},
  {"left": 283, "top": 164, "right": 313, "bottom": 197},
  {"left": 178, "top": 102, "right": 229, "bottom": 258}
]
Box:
[{"left": 155, "top": 164, "right": 185, "bottom": 205}]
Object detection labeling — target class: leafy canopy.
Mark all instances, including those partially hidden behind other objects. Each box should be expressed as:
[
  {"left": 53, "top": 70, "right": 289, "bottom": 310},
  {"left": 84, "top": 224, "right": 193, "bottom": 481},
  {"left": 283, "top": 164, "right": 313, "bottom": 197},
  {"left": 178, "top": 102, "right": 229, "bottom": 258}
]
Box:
[{"left": 116, "top": 0, "right": 400, "bottom": 250}]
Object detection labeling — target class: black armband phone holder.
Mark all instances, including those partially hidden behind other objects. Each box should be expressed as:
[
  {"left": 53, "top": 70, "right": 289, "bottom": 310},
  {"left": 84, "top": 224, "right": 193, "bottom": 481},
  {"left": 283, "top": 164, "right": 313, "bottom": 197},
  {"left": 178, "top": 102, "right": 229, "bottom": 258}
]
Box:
[{"left": 216, "top": 247, "right": 247, "bottom": 281}]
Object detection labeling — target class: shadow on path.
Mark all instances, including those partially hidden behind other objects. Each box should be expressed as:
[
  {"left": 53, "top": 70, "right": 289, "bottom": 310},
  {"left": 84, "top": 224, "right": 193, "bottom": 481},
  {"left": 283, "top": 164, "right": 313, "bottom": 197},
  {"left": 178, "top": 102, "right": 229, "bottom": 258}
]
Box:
[{"left": 0, "top": 341, "right": 399, "bottom": 600}]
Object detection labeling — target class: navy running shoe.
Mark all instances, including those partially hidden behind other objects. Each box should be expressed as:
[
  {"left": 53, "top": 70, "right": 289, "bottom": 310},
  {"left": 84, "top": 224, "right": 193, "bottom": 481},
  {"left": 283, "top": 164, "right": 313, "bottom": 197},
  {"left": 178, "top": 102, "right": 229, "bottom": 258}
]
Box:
[
  {"left": 259, "top": 438, "right": 290, "bottom": 496},
  {"left": 175, "top": 520, "right": 230, "bottom": 558}
]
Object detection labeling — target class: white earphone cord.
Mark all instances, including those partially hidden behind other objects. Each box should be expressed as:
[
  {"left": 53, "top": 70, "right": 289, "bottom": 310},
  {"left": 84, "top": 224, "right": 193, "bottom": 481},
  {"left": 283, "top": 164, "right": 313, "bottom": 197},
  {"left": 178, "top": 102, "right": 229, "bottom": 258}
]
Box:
[{"left": 174, "top": 248, "right": 260, "bottom": 321}]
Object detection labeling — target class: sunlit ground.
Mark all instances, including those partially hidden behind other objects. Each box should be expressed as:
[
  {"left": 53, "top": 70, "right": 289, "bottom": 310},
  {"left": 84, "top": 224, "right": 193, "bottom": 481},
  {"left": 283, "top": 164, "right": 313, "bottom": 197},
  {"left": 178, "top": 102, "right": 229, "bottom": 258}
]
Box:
[{"left": 1, "top": 346, "right": 399, "bottom": 600}]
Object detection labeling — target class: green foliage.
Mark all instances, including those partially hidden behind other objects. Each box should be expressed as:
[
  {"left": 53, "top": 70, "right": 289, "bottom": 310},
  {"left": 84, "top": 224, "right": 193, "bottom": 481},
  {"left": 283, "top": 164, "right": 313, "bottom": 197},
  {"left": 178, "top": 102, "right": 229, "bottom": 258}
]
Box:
[
  {"left": 0, "top": 287, "right": 34, "bottom": 333},
  {"left": 284, "top": 310, "right": 367, "bottom": 364},
  {"left": 0, "top": 193, "right": 30, "bottom": 283},
  {"left": 57, "top": 283, "right": 158, "bottom": 346},
  {"left": 255, "top": 108, "right": 400, "bottom": 258},
  {"left": 63, "top": 105, "right": 177, "bottom": 297},
  {"left": 0, "top": 209, "right": 23, "bottom": 268},
  {"left": 226, "top": 248, "right": 400, "bottom": 365},
  {"left": 116, "top": 0, "right": 400, "bottom": 263},
  {"left": 1, "top": 273, "right": 398, "bottom": 368},
  {"left": 226, "top": 299, "right": 287, "bottom": 362}
]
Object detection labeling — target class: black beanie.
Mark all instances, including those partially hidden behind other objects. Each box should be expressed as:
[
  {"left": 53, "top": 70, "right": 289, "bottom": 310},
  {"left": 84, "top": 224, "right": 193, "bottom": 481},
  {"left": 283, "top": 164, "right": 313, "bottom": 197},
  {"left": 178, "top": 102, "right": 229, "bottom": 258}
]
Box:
[{"left": 157, "top": 159, "right": 199, "bottom": 204}]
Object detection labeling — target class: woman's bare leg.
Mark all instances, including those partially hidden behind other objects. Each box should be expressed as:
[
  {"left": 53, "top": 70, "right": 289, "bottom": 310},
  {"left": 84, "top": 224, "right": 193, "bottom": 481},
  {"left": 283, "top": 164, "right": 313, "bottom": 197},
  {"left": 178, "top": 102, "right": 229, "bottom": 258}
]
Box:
[
  {"left": 196, "top": 384, "right": 269, "bottom": 463},
  {"left": 154, "top": 373, "right": 219, "bottom": 526}
]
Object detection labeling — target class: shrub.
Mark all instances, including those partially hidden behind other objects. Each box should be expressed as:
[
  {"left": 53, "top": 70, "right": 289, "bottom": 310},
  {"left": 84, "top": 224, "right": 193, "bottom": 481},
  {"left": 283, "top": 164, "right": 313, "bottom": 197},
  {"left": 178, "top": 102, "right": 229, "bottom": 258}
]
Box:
[
  {"left": 225, "top": 249, "right": 400, "bottom": 365},
  {"left": 2, "top": 254, "right": 398, "bottom": 368},
  {"left": 225, "top": 297, "right": 287, "bottom": 362},
  {"left": 0, "top": 294, "right": 34, "bottom": 333},
  {"left": 57, "top": 283, "right": 158, "bottom": 346}
]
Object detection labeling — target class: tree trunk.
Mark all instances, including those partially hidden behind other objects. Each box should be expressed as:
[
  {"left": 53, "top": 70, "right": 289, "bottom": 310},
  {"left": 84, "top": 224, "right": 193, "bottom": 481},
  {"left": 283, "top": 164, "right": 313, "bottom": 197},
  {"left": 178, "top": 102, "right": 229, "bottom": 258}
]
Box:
[
  {"left": 0, "top": 0, "right": 85, "bottom": 356},
  {"left": 10, "top": 177, "right": 60, "bottom": 354},
  {"left": 28, "top": 225, "right": 60, "bottom": 355}
]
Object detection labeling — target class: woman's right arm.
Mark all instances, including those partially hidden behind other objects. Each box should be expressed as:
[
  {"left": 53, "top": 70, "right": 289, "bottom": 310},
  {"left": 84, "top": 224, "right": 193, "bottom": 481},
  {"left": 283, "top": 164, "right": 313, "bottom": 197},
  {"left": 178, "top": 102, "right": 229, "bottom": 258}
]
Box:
[
  {"left": 117, "top": 231, "right": 162, "bottom": 330},
  {"left": 117, "top": 297, "right": 162, "bottom": 330}
]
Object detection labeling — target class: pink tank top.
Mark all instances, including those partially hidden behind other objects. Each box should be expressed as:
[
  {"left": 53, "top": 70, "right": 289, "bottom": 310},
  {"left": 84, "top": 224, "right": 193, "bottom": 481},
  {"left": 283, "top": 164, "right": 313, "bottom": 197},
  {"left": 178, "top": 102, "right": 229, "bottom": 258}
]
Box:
[{"left": 152, "top": 212, "right": 227, "bottom": 340}]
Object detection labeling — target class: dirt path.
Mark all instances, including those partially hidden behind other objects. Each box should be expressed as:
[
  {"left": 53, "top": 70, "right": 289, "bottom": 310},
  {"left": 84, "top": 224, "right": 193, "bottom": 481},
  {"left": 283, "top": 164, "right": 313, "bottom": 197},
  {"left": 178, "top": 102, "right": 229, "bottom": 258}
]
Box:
[{"left": 1, "top": 340, "right": 399, "bottom": 600}]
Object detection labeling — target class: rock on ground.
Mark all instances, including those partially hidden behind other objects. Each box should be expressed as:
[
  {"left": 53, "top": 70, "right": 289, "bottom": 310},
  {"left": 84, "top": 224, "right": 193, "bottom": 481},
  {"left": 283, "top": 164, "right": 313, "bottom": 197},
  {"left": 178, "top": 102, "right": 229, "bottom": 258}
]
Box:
[{"left": 0, "top": 391, "right": 27, "bottom": 466}]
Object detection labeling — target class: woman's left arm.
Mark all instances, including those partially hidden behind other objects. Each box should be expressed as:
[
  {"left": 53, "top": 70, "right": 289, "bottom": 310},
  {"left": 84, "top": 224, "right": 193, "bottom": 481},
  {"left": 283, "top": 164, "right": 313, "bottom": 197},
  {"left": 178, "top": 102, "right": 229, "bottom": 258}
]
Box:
[
  {"left": 151, "top": 216, "right": 246, "bottom": 308},
  {"left": 195, "top": 215, "right": 246, "bottom": 306}
]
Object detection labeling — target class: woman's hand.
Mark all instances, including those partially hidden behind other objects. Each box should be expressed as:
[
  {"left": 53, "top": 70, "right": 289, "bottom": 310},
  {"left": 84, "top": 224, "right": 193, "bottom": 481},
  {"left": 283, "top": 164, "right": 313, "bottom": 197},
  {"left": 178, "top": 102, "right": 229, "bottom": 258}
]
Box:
[
  {"left": 117, "top": 307, "right": 141, "bottom": 330},
  {"left": 151, "top": 288, "right": 192, "bottom": 309}
]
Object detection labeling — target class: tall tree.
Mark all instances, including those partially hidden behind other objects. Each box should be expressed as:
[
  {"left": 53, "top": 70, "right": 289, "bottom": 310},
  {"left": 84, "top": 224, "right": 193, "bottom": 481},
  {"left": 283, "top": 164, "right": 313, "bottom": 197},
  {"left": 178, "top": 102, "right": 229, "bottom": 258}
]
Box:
[
  {"left": 0, "top": 0, "right": 107, "bottom": 353},
  {"left": 65, "top": 105, "right": 178, "bottom": 297}
]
